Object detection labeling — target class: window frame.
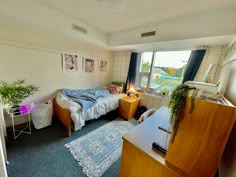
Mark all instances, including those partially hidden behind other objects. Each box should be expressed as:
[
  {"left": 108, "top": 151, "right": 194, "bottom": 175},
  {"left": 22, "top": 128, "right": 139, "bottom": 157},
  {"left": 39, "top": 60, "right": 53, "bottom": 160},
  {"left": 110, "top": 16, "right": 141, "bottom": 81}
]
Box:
[{"left": 136, "top": 50, "right": 190, "bottom": 94}]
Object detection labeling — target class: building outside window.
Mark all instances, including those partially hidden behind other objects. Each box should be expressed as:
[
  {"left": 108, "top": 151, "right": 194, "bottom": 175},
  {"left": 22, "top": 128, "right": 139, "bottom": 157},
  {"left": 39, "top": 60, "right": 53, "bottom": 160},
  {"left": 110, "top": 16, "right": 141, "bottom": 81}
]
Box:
[{"left": 136, "top": 50, "right": 191, "bottom": 95}]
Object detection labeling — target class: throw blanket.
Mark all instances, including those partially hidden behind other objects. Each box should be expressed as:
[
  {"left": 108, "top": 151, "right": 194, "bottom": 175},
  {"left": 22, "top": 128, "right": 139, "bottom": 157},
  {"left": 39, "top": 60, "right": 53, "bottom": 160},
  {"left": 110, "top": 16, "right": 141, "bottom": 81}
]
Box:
[{"left": 61, "top": 88, "right": 111, "bottom": 111}]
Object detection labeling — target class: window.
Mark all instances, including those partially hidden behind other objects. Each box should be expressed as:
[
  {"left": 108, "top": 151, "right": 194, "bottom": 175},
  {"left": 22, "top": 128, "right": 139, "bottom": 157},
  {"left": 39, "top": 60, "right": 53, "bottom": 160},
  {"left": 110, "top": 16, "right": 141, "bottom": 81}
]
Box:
[{"left": 136, "top": 51, "right": 191, "bottom": 95}]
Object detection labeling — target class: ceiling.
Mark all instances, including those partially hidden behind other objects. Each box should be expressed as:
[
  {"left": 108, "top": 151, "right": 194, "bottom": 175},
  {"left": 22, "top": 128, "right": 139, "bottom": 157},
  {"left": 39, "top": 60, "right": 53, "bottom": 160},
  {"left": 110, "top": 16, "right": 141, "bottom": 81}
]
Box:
[
  {"left": 35, "top": 0, "right": 236, "bottom": 33},
  {"left": 0, "top": 0, "right": 236, "bottom": 51}
]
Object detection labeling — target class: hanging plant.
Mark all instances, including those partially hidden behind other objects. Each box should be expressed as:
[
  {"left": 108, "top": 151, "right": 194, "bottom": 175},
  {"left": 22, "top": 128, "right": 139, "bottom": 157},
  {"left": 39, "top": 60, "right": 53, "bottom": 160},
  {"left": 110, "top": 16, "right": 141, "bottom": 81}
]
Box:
[{"left": 168, "top": 84, "right": 199, "bottom": 143}]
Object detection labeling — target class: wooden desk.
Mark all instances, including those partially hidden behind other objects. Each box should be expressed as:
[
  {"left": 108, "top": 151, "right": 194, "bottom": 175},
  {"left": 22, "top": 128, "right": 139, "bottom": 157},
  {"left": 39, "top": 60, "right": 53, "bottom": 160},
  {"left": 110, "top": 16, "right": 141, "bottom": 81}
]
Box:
[
  {"left": 120, "top": 98, "right": 236, "bottom": 177},
  {"left": 119, "top": 107, "right": 185, "bottom": 177},
  {"left": 165, "top": 98, "right": 236, "bottom": 177}
]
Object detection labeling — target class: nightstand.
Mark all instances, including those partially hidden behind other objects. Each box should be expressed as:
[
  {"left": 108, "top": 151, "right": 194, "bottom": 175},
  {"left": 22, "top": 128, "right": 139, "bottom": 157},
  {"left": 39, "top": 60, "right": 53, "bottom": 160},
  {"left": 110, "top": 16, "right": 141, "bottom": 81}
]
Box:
[{"left": 118, "top": 97, "right": 140, "bottom": 120}]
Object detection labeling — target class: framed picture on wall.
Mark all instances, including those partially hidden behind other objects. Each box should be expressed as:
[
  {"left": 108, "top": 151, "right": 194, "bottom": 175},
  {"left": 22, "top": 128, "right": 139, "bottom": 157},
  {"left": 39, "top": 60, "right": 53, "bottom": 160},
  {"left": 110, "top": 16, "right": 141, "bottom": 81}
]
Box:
[
  {"left": 99, "top": 59, "right": 108, "bottom": 72},
  {"left": 62, "top": 53, "right": 80, "bottom": 74},
  {"left": 83, "top": 57, "right": 95, "bottom": 73}
]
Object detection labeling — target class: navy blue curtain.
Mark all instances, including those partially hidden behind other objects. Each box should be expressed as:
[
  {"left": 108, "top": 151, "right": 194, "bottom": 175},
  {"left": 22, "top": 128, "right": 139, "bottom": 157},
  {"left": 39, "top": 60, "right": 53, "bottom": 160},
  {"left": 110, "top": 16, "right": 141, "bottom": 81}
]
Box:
[
  {"left": 124, "top": 52, "right": 138, "bottom": 93},
  {"left": 182, "top": 49, "right": 206, "bottom": 83}
]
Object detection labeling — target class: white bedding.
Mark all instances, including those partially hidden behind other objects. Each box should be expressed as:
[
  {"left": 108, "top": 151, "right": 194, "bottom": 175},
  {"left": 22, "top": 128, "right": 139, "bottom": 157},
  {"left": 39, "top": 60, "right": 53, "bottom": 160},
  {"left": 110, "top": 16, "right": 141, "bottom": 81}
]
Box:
[{"left": 56, "top": 92, "right": 121, "bottom": 130}]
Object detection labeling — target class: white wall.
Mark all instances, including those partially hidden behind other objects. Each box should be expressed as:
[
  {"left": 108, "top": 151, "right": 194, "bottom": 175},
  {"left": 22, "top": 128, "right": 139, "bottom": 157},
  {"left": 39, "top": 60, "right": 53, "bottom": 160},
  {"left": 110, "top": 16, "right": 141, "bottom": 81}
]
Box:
[
  {"left": 194, "top": 46, "right": 226, "bottom": 83},
  {"left": 112, "top": 51, "right": 131, "bottom": 82},
  {"left": 221, "top": 42, "right": 236, "bottom": 102},
  {"left": 218, "top": 41, "right": 236, "bottom": 177},
  {"left": 138, "top": 93, "right": 169, "bottom": 110},
  {"left": 0, "top": 102, "right": 7, "bottom": 177},
  {"left": 0, "top": 138, "right": 7, "bottom": 177},
  {"left": 0, "top": 42, "right": 112, "bottom": 126}
]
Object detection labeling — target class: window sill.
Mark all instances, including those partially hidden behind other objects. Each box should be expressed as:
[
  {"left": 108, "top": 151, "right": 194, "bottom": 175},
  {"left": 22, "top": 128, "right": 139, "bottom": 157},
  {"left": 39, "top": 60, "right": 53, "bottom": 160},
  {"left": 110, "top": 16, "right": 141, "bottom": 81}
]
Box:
[{"left": 137, "top": 91, "right": 170, "bottom": 100}]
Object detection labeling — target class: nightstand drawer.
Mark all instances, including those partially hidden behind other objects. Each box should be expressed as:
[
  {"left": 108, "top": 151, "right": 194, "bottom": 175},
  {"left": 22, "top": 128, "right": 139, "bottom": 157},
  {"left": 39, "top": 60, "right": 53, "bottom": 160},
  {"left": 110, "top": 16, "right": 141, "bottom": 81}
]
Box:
[
  {"left": 118, "top": 108, "right": 129, "bottom": 119},
  {"left": 118, "top": 98, "right": 140, "bottom": 120},
  {"left": 119, "top": 103, "right": 129, "bottom": 112},
  {"left": 119, "top": 100, "right": 130, "bottom": 118},
  {"left": 119, "top": 100, "right": 130, "bottom": 107}
]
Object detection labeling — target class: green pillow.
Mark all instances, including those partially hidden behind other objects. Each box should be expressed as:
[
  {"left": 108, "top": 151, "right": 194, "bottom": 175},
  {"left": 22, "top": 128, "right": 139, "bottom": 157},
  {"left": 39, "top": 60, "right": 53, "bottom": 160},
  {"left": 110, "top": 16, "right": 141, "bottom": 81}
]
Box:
[{"left": 111, "top": 81, "right": 125, "bottom": 93}]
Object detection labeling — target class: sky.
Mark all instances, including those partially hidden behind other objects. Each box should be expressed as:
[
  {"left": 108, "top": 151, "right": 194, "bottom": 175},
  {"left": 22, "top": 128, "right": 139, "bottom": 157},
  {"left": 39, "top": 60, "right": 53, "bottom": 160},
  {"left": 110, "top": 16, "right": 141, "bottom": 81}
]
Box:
[{"left": 142, "top": 51, "right": 191, "bottom": 68}]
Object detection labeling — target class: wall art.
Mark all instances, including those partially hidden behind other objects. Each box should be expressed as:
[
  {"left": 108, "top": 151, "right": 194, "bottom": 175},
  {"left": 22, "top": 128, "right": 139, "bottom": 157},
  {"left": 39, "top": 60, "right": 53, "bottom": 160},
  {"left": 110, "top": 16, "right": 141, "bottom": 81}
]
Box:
[
  {"left": 62, "top": 53, "right": 80, "bottom": 73},
  {"left": 99, "top": 59, "right": 108, "bottom": 72},
  {"left": 84, "top": 57, "right": 95, "bottom": 73}
]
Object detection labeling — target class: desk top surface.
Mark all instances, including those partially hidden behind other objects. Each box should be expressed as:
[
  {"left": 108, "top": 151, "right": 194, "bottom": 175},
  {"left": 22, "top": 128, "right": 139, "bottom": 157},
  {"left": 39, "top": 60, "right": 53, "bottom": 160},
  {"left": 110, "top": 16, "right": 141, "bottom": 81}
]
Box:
[{"left": 123, "top": 106, "right": 171, "bottom": 163}]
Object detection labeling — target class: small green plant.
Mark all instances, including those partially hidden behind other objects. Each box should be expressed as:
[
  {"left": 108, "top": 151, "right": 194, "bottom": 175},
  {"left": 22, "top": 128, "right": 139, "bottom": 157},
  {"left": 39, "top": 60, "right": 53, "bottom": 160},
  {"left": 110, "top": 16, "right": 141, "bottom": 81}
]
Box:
[
  {"left": 0, "top": 79, "right": 39, "bottom": 107},
  {"left": 161, "top": 88, "right": 169, "bottom": 95},
  {"left": 168, "top": 84, "right": 199, "bottom": 143}
]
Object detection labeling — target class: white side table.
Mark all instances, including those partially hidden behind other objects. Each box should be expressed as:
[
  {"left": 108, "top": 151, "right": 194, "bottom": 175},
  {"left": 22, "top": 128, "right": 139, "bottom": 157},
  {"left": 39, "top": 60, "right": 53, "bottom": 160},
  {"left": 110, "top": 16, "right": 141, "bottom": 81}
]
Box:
[{"left": 7, "top": 106, "right": 31, "bottom": 139}]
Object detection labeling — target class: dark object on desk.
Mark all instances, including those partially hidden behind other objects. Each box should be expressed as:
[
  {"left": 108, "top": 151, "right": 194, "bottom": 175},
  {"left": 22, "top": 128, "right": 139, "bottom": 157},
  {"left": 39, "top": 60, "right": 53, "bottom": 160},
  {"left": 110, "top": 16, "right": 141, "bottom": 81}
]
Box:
[
  {"left": 152, "top": 141, "right": 167, "bottom": 154},
  {"left": 135, "top": 106, "right": 147, "bottom": 120},
  {"left": 158, "top": 126, "right": 171, "bottom": 134}
]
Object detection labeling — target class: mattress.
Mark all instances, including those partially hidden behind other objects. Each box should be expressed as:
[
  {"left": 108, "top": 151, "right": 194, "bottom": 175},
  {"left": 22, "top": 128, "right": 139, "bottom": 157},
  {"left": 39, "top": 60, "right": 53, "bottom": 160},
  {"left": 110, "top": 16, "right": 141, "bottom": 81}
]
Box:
[{"left": 56, "top": 91, "right": 121, "bottom": 130}]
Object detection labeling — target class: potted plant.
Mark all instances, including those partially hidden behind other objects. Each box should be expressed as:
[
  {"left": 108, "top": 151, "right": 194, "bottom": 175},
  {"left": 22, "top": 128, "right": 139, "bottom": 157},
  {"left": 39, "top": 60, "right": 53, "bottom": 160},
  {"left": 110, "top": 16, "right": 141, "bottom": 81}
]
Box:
[
  {"left": 161, "top": 88, "right": 169, "bottom": 96},
  {"left": 0, "top": 79, "right": 39, "bottom": 109},
  {"left": 135, "top": 93, "right": 140, "bottom": 99},
  {"left": 168, "top": 84, "right": 199, "bottom": 143}
]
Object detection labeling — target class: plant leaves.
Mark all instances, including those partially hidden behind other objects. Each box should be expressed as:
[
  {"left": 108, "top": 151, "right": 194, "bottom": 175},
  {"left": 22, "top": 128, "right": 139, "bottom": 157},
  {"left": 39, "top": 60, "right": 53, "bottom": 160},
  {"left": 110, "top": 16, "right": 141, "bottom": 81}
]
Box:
[{"left": 0, "top": 79, "right": 39, "bottom": 106}]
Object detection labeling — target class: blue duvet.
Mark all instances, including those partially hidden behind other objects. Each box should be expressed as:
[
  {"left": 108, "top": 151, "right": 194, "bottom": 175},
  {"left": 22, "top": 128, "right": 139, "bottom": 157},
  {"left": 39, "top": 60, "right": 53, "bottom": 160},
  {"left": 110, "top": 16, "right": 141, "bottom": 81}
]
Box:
[{"left": 61, "top": 88, "right": 111, "bottom": 111}]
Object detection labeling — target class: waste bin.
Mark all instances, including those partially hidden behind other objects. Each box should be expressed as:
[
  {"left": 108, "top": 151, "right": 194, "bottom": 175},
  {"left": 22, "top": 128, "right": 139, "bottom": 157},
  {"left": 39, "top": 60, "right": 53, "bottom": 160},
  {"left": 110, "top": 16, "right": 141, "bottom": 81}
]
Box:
[{"left": 31, "top": 101, "right": 53, "bottom": 129}]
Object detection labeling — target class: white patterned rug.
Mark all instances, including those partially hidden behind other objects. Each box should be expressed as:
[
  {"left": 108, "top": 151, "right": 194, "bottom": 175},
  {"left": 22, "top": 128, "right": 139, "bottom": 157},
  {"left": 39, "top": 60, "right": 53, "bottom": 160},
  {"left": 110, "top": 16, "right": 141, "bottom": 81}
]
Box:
[{"left": 65, "top": 119, "right": 135, "bottom": 177}]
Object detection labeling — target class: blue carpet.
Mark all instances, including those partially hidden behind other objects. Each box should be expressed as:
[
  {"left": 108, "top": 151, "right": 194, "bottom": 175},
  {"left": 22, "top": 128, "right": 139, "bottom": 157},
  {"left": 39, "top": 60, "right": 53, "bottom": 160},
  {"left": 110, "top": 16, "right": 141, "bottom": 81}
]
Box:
[{"left": 6, "top": 111, "right": 127, "bottom": 177}]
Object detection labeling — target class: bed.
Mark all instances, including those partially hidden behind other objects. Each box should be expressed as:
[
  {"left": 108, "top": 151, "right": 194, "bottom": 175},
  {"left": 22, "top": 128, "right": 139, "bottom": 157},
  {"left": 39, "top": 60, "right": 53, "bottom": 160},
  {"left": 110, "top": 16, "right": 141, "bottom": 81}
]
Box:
[{"left": 53, "top": 84, "right": 123, "bottom": 136}]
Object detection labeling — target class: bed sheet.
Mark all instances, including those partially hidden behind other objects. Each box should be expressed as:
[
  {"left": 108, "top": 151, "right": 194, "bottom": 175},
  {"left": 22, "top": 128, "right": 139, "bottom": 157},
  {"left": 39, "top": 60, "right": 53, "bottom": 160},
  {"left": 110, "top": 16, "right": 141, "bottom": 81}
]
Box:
[{"left": 56, "top": 92, "right": 121, "bottom": 130}]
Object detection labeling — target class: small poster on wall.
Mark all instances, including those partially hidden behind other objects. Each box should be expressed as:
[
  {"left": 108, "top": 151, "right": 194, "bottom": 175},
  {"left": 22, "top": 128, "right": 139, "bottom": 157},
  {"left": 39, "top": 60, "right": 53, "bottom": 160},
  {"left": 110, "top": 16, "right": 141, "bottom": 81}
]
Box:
[
  {"left": 84, "top": 57, "right": 95, "bottom": 73},
  {"left": 99, "top": 59, "right": 108, "bottom": 72},
  {"left": 62, "top": 53, "right": 80, "bottom": 74}
]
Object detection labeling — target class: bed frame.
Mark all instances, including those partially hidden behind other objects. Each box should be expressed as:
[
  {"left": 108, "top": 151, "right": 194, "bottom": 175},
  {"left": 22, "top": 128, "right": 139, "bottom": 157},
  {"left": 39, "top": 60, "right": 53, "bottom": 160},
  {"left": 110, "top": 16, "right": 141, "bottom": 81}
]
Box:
[{"left": 53, "top": 99, "right": 72, "bottom": 137}]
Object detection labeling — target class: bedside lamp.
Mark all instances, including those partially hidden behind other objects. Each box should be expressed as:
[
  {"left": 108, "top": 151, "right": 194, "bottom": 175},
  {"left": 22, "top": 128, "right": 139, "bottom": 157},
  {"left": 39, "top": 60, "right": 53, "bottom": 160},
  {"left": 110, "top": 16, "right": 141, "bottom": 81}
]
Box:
[{"left": 128, "top": 87, "right": 136, "bottom": 97}]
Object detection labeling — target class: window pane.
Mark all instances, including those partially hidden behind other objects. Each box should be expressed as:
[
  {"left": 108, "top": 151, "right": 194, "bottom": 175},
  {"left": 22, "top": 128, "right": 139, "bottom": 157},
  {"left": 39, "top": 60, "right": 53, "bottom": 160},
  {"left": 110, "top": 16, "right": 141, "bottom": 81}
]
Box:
[
  {"left": 140, "top": 74, "right": 149, "bottom": 88},
  {"left": 150, "top": 51, "right": 191, "bottom": 94},
  {"left": 140, "top": 52, "right": 153, "bottom": 72}
]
